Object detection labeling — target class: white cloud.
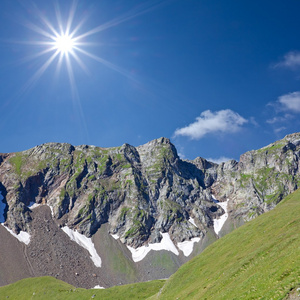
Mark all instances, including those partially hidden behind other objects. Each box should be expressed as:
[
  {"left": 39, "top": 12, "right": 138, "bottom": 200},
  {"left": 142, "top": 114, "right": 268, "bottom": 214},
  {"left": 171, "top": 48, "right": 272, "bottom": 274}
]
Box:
[
  {"left": 206, "top": 156, "right": 233, "bottom": 164},
  {"left": 266, "top": 115, "right": 292, "bottom": 124},
  {"left": 174, "top": 109, "right": 247, "bottom": 140},
  {"left": 278, "top": 92, "right": 300, "bottom": 112},
  {"left": 266, "top": 117, "right": 281, "bottom": 124},
  {"left": 274, "top": 127, "right": 286, "bottom": 133},
  {"left": 249, "top": 116, "right": 259, "bottom": 127},
  {"left": 275, "top": 51, "right": 300, "bottom": 69},
  {"left": 177, "top": 152, "right": 186, "bottom": 159}
]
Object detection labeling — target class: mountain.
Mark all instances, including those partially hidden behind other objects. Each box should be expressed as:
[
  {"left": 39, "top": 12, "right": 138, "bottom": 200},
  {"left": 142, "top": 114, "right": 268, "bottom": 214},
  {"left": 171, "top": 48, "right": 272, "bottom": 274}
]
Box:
[
  {"left": 0, "top": 133, "right": 300, "bottom": 288},
  {"left": 2, "top": 187, "right": 300, "bottom": 299}
]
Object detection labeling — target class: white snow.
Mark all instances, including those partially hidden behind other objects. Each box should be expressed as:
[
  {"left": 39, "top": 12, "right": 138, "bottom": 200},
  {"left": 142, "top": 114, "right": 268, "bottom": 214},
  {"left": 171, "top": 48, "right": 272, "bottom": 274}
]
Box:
[
  {"left": 93, "top": 285, "right": 105, "bottom": 289},
  {"left": 111, "top": 233, "right": 120, "bottom": 240},
  {"left": 127, "top": 232, "right": 179, "bottom": 262},
  {"left": 188, "top": 217, "right": 197, "bottom": 228},
  {"left": 177, "top": 237, "right": 201, "bottom": 257},
  {"left": 1, "top": 224, "right": 31, "bottom": 245},
  {"left": 47, "top": 204, "right": 54, "bottom": 216},
  {"left": 213, "top": 199, "right": 229, "bottom": 235},
  {"left": 62, "top": 226, "right": 102, "bottom": 267},
  {"left": 28, "top": 202, "right": 41, "bottom": 209},
  {"left": 0, "top": 192, "right": 6, "bottom": 223}
]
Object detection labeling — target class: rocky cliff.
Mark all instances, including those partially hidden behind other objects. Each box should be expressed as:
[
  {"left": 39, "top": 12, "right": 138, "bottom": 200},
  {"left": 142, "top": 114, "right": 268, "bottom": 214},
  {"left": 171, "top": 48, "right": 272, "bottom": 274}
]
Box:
[{"left": 0, "top": 133, "right": 300, "bottom": 288}]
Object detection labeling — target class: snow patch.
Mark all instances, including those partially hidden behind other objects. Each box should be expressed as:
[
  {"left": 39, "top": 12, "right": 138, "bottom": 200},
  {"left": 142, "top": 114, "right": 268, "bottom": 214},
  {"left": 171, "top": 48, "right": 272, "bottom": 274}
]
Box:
[
  {"left": 127, "top": 232, "right": 179, "bottom": 262},
  {"left": 0, "top": 192, "right": 6, "bottom": 223},
  {"left": 1, "top": 224, "right": 31, "bottom": 245},
  {"left": 177, "top": 237, "right": 201, "bottom": 257},
  {"left": 62, "top": 226, "right": 102, "bottom": 267},
  {"left": 93, "top": 285, "right": 105, "bottom": 289},
  {"left": 111, "top": 233, "right": 119, "bottom": 240},
  {"left": 47, "top": 204, "right": 54, "bottom": 216},
  {"left": 28, "top": 202, "right": 41, "bottom": 209},
  {"left": 213, "top": 198, "right": 229, "bottom": 235},
  {"left": 188, "top": 217, "right": 197, "bottom": 228}
]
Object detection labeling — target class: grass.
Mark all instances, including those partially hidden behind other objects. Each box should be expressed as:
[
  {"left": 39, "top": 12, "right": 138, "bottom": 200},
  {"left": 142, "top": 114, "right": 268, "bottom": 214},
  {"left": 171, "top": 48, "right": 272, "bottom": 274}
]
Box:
[
  {"left": 9, "top": 153, "right": 25, "bottom": 176},
  {"left": 151, "top": 252, "right": 179, "bottom": 274},
  {"left": 0, "top": 276, "right": 165, "bottom": 300},
  {"left": 155, "top": 188, "right": 300, "bottom": 299},
  {"left": 0, "top": 277, "right": 73, "bottom": 300},
  {"left": 257, "top": 142, "right": 285, "bottom": 153}
]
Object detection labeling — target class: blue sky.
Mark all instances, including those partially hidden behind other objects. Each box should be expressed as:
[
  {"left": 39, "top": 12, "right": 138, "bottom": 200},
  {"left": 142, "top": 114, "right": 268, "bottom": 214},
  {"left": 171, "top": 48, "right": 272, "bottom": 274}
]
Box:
[{"left": 1, "top": 0, "right": 300, "bottom": 162}]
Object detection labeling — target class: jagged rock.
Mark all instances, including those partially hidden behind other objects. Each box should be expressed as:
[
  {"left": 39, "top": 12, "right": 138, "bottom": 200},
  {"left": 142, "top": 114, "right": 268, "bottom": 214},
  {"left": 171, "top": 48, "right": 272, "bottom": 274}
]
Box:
[
  {"left": 2, "top": 133, "right": 300, "bottom": 243},
  {"left": 210, "top": 132, "right": 300, "bottom": 221}
]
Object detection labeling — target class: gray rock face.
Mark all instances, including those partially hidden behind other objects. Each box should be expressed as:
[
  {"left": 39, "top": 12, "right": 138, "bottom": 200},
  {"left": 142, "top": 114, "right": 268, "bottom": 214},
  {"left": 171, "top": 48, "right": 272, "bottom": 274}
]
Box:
[
  {"left": 1, "top": 133, "right": 300, "bottom": 287},
  {"left": 0, "top": 138, "right": 213, "bottom": 248},
  {"left": 211, "top": 132, "right": 300, "bottom": 221}
]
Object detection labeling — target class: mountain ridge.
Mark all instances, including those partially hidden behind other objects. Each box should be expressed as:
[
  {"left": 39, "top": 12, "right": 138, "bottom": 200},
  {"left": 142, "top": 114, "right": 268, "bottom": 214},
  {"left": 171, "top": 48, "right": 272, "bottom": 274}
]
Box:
[{"left": 0, "top": 132, "right": 300, "bottom": 288}]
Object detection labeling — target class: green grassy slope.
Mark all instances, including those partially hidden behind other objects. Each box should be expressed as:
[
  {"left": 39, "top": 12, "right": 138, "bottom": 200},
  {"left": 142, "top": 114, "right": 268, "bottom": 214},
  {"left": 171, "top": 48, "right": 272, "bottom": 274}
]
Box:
[
  {"left": 156, "top": 189, "right": 300, "bottom": 299},
  {"left": 0, "top": 276, "right": 165, "bottom": 300}
]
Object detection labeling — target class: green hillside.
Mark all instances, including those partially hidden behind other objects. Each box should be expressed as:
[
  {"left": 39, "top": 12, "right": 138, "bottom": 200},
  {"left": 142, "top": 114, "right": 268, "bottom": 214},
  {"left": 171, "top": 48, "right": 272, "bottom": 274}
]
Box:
[
  {"left": 0, "top": 276, "right": 165, "bottom": 300},
  {"left": 156, "top": 188, "right": 300, "bottom": 299}
]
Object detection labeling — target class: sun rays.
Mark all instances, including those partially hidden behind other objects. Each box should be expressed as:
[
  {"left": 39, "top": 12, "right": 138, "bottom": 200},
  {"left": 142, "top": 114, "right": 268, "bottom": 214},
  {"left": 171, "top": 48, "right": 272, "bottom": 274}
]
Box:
[
  {"left": 21, "top": 1, "right": 88, "bottom": 89},
  {"left": 7, "top": 0, "right": 170, "bottom": 143},
  {"left": 19, "top": 0, "right": 168, "bottom": 92}
]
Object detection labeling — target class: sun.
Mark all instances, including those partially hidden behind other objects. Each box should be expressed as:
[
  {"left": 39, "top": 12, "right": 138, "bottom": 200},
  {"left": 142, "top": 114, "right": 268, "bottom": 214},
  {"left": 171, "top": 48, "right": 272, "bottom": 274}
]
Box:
[
  {"left": 54, "top": 33, "right": 75, "bottom": 54},
  {"left": 12, "top": 0, "right": 165, "bottom": 143},
  {"left": 18, "top": 0, "right": 163, "bottom": 94}
]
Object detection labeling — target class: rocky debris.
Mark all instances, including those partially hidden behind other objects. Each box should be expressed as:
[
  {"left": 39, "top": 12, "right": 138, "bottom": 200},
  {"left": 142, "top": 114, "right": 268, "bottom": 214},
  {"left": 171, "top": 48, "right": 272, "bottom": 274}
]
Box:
[
  {"left": 0, "top": 224, "right": 32, "bottom": 286},
  {"left": 26, "top": 205, "right": 108, "bottom": 288}
]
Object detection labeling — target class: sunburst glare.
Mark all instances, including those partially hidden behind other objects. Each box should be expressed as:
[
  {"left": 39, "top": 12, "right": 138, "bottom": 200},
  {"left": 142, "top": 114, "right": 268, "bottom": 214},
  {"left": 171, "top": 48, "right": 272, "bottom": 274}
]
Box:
[
  {"left": 19, "top": 0, "right": 167, "bottom": 91},
  {"left": 11, "top": 0, "right": 169, "bottom": 142},
  {"left": 54, "top": 33, "right": 75, "bottom": 54}
]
